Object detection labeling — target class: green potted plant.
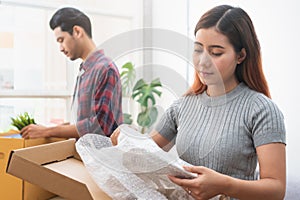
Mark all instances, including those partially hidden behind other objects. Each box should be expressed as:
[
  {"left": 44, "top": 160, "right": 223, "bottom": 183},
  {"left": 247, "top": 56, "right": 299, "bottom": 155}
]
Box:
[
  {"left": 120, "top": 62, "right": 162, "bottom": 133},
  {"left": 11, "top": 112, "right": 36, "bottom": 131}
]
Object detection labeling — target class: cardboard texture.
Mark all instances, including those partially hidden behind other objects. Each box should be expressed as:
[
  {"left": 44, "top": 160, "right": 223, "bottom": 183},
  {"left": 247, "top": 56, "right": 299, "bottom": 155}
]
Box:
[
  {"left": 6, "top": 139, "right": 111, "bottom": 200},
  {"left": 0, "top": 131, "right": 63, "bottom": 200}
]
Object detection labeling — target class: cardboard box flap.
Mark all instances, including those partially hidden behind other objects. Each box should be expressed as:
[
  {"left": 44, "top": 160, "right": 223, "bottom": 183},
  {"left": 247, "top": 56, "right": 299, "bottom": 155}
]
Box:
[
  {"left": 7, "top": 139, "right": 111, "bottom": 200},
  {"left": 8, "top": 139, "right": 78, "bottom": 165}
]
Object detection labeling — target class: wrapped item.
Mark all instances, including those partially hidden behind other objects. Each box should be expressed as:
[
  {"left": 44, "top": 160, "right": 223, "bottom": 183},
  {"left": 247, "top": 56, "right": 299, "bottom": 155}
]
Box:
[{"left": 76, "top": 124, "right": 222, "bottom": 200}]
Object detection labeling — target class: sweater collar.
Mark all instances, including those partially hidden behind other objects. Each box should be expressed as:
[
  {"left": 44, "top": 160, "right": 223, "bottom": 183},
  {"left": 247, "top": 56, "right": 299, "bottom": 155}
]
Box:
[{"left": 199, "top": 82, "right": 247, "bottom": 107}]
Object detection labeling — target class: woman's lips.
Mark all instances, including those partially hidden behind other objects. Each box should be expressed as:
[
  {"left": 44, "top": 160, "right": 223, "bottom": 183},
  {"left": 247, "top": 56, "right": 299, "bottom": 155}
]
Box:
[{"left": 199, "top": 71, "right": 213, "bottom": 77}]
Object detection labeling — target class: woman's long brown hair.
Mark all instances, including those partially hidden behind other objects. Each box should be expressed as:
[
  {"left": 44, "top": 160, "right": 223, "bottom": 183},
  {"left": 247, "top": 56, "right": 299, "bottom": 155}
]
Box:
[{"left": 187, "top": 5, "right": 271, "bottom": 98}]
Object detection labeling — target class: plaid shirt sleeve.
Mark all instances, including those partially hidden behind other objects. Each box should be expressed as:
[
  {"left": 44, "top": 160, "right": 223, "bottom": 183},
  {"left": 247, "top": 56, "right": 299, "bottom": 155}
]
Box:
[{"left": 76, "top": 57, "right": 123, "bottom": 137}]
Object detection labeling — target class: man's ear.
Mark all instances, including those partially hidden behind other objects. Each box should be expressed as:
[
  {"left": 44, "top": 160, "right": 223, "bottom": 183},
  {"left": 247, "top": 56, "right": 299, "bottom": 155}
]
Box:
[
  {"left": 237, "top": 48, "right": 246, "bottom": 64},
  {"left": 72, "top": 25, "right": 84, "bottom": 38}
]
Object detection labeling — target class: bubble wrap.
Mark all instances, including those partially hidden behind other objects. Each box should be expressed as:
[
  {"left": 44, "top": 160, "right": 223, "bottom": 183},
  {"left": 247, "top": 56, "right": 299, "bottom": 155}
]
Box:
[{"left": 75, "top": 125, "right": 222, "bottom": 200}]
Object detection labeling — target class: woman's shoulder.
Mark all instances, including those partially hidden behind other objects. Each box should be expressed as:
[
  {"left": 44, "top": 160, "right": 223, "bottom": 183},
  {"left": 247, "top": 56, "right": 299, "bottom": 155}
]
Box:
[
  {"left": 243, "top": 86, "right": 275, "bottom": 105},
  {"left": 243, "top": 86, "right": 283, "bottom": 116},
  {"left": 167, "top": 95, "right": 197, "bottom": 112}
]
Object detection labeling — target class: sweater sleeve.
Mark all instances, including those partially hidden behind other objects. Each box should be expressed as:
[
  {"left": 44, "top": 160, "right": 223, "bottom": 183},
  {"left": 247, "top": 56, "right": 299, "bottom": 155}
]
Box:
[
  {"left": 250, "top": 94, "right": 286, "bottom": 147},
  {"left": 154, "top": 97, "right": 183, "bottom": 141}
]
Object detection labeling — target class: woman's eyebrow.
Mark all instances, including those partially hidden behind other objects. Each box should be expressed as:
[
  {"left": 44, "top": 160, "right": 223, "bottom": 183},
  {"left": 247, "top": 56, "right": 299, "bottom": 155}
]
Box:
[
  {"left": 194, "top": 41, "right": 224, "bottom": 49},
  {"left": 210, "top": 45, "right": 225, "bottom": 49}
]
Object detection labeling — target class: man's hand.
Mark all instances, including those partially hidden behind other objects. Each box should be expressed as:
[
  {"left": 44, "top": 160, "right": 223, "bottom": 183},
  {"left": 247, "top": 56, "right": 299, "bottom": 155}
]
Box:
[{"left": 20, "top": 124, "right": 49, "bottom": 139}]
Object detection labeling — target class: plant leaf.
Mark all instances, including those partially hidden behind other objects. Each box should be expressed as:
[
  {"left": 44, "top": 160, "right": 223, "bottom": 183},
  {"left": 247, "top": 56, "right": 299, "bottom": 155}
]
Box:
[
  {"left": 137, "top": 106, "right": 158, "bottom": 128},
  {"left": 150, "top": 78, "right": 162, "bottom": 87},
  {"left": 123, "top": 113, "right": 133, "bottom": 124},
  {"left": 132, "top": 79, "right": 147, "bottom": 91},
  {"left": 132, "top": 78, "right": 162, "bottom": 107},
  {"left": 120, "top": 62, "right": 136, "bottom": 96}
]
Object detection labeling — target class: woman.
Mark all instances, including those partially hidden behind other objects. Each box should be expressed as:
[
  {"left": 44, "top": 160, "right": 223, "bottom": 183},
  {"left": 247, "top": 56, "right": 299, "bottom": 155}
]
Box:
[{"left": 112, "top": 5, "right": 286, "bottom": 200}]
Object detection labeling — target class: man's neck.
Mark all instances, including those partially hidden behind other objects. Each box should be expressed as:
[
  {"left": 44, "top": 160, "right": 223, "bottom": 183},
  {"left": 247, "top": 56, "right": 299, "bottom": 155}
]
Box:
[{"left": 82, "top": 39, "right": 96, "bottom": 61}]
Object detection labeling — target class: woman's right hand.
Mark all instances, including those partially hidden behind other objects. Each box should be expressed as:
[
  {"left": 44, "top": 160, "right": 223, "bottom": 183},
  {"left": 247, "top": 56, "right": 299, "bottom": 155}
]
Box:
[{"left": 110, "top": 127, "right": 121, "bottom": 146}]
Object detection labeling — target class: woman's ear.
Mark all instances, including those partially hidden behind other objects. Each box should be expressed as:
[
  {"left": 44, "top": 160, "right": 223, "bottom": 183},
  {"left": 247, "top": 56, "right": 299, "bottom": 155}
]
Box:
[{"left": 237, "top": 48, "right": 246, "bottom": 64}]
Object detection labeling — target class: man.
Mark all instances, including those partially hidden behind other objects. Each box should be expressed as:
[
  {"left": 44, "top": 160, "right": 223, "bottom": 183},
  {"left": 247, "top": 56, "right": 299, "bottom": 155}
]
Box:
[{"left": 21, "top": 7, "right": 123, "bottom": 139}]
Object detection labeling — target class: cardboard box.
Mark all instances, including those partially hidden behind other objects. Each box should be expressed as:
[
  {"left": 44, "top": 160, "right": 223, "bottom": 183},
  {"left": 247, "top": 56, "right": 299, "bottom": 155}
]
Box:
[
  {"left": 0, "top": 131, "right": 63, "bottom": 200},
  {"left": 6, "top": 139, "right": 112, "bottom": 200}
]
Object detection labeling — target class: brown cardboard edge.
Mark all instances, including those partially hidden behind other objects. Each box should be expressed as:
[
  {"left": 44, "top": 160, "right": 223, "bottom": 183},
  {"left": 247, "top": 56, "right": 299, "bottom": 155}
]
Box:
[
  {"left": 8, "top": 139, "right": 80, "bottom": 164},
  {"left": 0, "top": 129, "right": 20, "bottom": 136},
  {"left": 6, "top": 139, "right": 94, "bottom": 200}
]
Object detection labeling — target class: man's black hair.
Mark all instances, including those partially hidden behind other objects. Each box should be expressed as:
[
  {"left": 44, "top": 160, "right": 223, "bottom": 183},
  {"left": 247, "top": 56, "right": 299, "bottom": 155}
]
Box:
[{"left": 49, "top": 7, "right": 92, "bottom": 38}]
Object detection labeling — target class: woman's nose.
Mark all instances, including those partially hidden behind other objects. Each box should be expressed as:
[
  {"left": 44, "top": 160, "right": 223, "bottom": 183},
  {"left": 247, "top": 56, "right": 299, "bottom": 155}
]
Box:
[{"left": 199, "top": 52, "right": 211, "bottom": 67}]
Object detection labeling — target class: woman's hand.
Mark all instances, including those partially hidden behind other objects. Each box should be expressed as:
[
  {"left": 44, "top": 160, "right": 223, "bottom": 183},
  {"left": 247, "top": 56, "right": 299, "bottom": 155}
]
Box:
[
  {"left": 110, "top": 127, "right": 121, "bottom": 146},
  {"left": 168, "top": 166, "right": 228, "bottom": 200}
]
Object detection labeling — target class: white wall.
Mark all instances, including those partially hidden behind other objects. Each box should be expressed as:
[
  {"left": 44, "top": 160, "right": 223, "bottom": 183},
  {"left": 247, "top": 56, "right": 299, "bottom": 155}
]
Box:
[{"left": 152, "top": 0, "right": 300, "bottom": 181}]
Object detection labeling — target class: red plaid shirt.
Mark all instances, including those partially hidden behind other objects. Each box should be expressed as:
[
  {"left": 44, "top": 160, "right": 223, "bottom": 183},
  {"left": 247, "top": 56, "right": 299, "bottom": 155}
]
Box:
[{"left": 74, "top": 49, "right": 123, "bottom": 136}]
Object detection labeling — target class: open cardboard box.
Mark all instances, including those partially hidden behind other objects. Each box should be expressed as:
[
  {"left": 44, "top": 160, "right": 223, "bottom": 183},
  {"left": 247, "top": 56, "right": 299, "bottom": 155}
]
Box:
[
  {"left": 6, "top": 139, "right": 112, "bottom": 200},
  {"left": 0, "top": 131, "right": 63, "bottom": 200}
]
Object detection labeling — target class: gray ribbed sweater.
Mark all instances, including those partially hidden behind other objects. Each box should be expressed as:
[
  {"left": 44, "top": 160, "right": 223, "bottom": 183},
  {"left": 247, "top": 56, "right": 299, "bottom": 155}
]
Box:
[{"left": 155, "top": 83, "right": 285, "bottom": 180}]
